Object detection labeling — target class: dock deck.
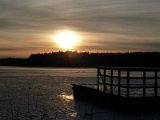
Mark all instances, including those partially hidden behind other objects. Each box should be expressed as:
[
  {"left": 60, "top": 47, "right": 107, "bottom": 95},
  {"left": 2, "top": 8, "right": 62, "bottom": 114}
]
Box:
[{"left": 72, "top": 66, "right": 160, "bottom": 110}]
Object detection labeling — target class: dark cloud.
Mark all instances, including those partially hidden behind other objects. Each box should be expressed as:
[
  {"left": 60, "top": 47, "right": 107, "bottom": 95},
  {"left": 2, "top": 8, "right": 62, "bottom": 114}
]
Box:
[
  {"left": 0, "top": 47, "right": 42, "bottom": 51},
  {"left": 0, "top": 48, "right": 16, "bottom": 51}
]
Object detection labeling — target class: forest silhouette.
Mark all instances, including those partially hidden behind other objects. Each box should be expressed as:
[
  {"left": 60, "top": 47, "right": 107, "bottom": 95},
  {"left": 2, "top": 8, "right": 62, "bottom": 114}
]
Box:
[{"left": 1, "top": 51, "right": 160, "bottom": 67}]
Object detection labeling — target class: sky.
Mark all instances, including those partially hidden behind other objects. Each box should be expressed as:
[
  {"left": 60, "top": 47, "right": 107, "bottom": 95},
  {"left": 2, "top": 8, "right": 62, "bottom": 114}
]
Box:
[{"left": 0, "top": 0, "right": 160, "bottom": 57}]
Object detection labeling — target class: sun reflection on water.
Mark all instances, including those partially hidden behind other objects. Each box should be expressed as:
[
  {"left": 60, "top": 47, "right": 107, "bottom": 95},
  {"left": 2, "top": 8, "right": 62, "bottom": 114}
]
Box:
[
  {"left": 63, "top": 94, "right": 73, "bottom": 100},
  {"left": 58, "top": 94, "right": 74, "bottom": 102},
  {"left": 58, "top": 93, "right": 77, "bottom": 118}
]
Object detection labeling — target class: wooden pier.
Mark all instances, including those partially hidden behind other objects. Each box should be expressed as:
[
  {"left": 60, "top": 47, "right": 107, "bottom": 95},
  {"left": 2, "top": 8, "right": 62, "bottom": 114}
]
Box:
[{"left": 72, "top": 66, "right": 160, "bottom": 110}]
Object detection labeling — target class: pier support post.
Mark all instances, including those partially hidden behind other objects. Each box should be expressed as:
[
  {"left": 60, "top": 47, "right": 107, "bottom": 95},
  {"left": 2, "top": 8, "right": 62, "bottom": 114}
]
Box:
[
  {"left": 118, "top": 70, "right": 121, "bottom": 96},
  {"left": 143, "top": 71, "right": 146, "bottom": 97},
  {"left": 127, "top": 70, "right": 130, "bottom": 98},
  {"left": 103, "top": 69, "right": 106, "bottom": 92},
  {"left": 97, "top": 67, "right": 99, "bottom": 90},
  {"left": 155, "top": 70, "right": 158, "bottom": 97},
  {"left": 110, "top": 69, "right": 113, "bottom": 95}
]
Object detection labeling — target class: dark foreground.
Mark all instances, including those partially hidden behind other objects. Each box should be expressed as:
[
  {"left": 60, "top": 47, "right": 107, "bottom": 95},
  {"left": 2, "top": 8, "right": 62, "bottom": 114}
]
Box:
[{"left": 72, "top": 84, "right": 160, "bottom": 112}]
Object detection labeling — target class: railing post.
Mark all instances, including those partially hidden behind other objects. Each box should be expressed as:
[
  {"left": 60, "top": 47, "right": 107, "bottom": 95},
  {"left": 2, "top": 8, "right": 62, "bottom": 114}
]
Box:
[
  {"left": 143, "top": 71, "right": 146, "bottom": 97},
  {"left": 110, "top": 69, "right": 113, "bottom": 95},
  {"left": 155, "top": 70, "right": 158, "bottom": 97},
  {"left": 97, "top": 67, "right": 99, "bottom": 90},
  {"left": 103, "top": 69, "right": 106, "bottom": 92},
  {"left": 127, "top": 70, "right": 130, "bottom": 98},
  {"left": 118, "top": 69, "right": 121, "bottom": 96}
]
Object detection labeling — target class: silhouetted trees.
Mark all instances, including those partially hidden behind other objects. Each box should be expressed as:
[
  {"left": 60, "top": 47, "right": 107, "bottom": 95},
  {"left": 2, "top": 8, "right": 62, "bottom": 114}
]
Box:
[{"left": 1, "top": 51, "right": 160, "bottom": 67}]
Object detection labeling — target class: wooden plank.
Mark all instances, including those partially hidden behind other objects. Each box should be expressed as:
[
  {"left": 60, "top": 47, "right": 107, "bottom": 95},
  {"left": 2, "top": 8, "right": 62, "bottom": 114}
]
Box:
[
  {"left": 98, "top": 66, "right": 160, "bottom": 71},
  {"left": 102, "top": 75, "right": 160, "bottom": 80}
]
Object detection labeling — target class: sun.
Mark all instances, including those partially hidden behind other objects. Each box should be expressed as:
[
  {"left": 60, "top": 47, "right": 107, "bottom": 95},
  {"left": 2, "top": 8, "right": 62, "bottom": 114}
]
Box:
[{"left": 54, "top": 31, "right": 79, "bottom": 50}]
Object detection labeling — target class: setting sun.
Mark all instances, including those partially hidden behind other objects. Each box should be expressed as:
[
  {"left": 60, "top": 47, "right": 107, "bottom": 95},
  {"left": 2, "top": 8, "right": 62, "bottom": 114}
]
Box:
[{"left": 54, "top": 31, "right": 79, "bottom": 50}]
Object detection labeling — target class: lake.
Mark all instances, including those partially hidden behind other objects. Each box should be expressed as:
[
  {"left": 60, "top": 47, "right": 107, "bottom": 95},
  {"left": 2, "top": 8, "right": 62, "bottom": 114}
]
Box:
[{"left": 0, "top": 66, "right": 160, "bottom": 120}]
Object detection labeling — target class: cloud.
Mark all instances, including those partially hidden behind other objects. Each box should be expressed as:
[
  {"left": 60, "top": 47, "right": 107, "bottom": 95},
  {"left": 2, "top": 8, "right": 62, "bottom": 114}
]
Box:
[
  {"left": 0, "top": 0, "right": 160, "bottom": 35},
  {"left": 0, "top": 48, "right": 16, "bottom": 51},
  {"left": 0, "top": 0, "right": 160, "bottom": 57},
  {"left": 0, "top": 47, "right": 42, "bottom": 51}
]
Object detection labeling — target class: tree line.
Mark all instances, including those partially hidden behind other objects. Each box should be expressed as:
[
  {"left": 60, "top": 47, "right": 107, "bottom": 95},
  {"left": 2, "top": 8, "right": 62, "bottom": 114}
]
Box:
[{"left": 1, "top": 51, "right": 160, "bottom": 67}]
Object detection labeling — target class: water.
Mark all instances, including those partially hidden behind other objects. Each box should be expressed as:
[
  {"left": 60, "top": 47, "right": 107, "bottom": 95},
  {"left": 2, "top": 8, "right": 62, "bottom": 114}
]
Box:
[{"left": 0, "top": 66, "right": 160, "bottom": 120}]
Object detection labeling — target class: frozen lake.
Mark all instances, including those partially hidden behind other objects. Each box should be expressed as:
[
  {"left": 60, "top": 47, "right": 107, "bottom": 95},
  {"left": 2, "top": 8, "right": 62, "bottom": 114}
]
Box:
[{"left": 0, "top": 66, "right": 160, "bottom": 120}]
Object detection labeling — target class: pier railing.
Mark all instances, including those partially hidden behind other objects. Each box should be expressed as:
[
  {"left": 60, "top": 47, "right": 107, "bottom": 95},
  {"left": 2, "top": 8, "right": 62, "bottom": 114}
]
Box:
[{"left": 97, "top": 66, "right": 160, "bottom": 97}]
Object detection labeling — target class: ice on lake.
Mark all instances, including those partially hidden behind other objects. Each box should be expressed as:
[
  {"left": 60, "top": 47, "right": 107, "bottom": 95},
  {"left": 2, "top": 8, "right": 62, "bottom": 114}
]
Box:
[{"left": 0, "top": 66, "right": 160, "bottom": 120}]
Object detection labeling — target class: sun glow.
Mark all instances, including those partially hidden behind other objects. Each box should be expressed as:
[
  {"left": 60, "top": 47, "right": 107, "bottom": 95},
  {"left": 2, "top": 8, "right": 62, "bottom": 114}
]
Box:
[{"left": 54, "top": 31, "right": 79, "bottom": 49}]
